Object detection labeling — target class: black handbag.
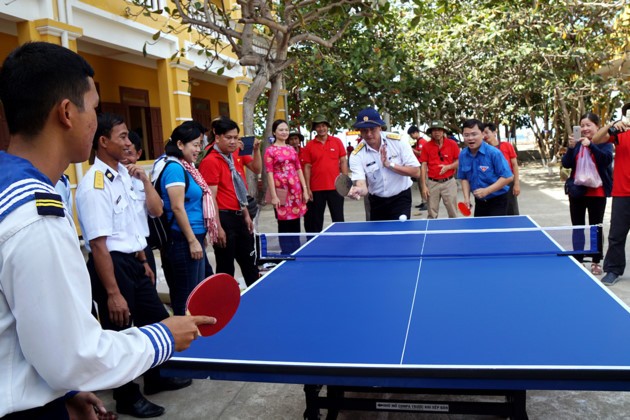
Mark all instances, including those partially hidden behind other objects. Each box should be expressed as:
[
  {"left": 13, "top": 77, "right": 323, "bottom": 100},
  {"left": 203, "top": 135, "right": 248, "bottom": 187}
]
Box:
[
  {"left": 246, "top": 195, "right": 259, "bottom": 219},
  {"left": 564, "top": 177, "right": 587, "bottom": 198}
]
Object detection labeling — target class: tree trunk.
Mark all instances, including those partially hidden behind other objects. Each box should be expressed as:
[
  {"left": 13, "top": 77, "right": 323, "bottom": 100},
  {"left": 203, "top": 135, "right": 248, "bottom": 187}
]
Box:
[
  {"left": 253, "top": 72, "right": 284, "bottom": 203},
  {"left": 242, "top": 65, "right": 270, "bottom": 136},
  {"left": 242, "top": 64, "right": 271, "bottom": 201}
]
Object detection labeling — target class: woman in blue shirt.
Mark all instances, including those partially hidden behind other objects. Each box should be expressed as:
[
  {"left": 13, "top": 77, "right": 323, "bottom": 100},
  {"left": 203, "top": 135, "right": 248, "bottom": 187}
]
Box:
[{"left": 161, "top": 121, "right": 218, "bottom": 315}]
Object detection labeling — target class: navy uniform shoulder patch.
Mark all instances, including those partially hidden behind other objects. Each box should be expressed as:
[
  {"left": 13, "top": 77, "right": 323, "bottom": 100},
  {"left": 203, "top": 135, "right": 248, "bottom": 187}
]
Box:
[
  {"left": 352, "top": 142, "right": 365, "bottom": 155},
  {"left": 34, "top": 192, "right": 65, "bottom": 217},
  {"left": 386, "top": 133, "right": 401, "bottom": 140},
  {"left": 105, "top": 169, "right": 115, "bottom": 182},
  {"left": 94, "top": 171, "right": 104, "bottom": 190}
]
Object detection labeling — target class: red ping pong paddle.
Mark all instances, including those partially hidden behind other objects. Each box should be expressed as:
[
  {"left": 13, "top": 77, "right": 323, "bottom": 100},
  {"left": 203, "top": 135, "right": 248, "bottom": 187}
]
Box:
[
  {"left": 458, "top": 202, "right": 472, "bottom": 217},
  {"left": 186, "top": 273, "right": 241, "bottom": 337}
]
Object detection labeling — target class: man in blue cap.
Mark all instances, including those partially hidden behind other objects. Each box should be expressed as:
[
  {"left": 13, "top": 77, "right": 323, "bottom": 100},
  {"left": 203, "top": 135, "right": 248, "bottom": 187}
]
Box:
[{"left": 347, "top": 108, "right": 421, "bottom": 220}]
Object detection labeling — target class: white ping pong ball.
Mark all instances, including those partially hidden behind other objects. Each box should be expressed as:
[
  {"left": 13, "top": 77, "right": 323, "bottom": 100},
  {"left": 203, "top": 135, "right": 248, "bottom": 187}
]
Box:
[{"left": 399, "top": 214, "right": 407, "bottom": 221}]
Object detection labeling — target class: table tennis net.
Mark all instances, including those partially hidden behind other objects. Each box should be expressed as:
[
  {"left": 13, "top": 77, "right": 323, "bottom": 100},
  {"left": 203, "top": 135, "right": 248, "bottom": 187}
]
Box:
[{"left": 256, "top": 225, "right": 601, "bottom": 260}]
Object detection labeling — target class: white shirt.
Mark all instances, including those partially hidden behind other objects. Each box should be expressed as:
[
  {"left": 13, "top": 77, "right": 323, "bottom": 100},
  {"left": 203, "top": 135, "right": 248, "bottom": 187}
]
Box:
[
  {"left": 349, "top": 132, "right": 420, "bottom": 197},
  {"left": 0, "top": 155, "right": 173, "bottom": 416},
  {"left": 54, "top": 175, "right": 73, "bottom": 219},
  {"left": 76, "top": 157, "right": 147, "bottom": 253},
  {"left": 130, "top": 176, "right": 150, "bottom": 237}
]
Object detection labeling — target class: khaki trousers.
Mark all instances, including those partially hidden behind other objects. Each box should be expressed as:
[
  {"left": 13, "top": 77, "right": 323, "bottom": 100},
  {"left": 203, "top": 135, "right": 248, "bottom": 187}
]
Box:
[{"left": 427, "top": 177, "right": 458, "bottom": 219}]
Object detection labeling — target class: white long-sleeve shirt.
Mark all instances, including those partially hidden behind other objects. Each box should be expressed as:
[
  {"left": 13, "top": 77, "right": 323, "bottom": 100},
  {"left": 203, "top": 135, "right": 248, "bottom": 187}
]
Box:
[{"left": 0, "top": 152, "right": 173, "bottom": 416}]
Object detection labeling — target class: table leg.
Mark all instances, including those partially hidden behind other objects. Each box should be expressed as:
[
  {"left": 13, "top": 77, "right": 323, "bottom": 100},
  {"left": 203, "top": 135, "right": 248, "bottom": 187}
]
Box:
[
  {"left": 303, "top": 384, "right": 322, "bottom": 420},
  {"left": 325, "top": 386, "right": 344, "bottom": 420},
  {"left": 507, "top": 390, "right": 528, "bottom": 420}
]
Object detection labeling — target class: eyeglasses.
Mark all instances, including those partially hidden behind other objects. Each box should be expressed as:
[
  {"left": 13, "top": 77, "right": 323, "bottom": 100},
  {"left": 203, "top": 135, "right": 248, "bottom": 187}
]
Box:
[
  {"left": 462, "top": 132, "right": 482, "bottom": 139},
  {"left": 438, "top": 150, "right": 444, "bottom": 161}
]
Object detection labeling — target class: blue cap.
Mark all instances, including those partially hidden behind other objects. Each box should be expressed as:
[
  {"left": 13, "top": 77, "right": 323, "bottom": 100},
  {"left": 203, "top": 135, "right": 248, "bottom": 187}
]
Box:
[{"left": 353, "top": 108, "right": 386, "bottom": 129}]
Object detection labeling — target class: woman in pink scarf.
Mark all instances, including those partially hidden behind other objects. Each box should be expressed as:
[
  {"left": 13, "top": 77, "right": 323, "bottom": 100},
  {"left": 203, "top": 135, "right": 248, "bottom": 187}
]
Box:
[{"left": 160, "top": 121, "right": 218, "bottom": 315}]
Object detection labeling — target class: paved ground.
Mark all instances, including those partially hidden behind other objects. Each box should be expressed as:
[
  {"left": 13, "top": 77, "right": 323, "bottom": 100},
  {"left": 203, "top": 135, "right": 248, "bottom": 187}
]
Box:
[{"left": 97, "top": 161, "right": 630, "bottom": 419}]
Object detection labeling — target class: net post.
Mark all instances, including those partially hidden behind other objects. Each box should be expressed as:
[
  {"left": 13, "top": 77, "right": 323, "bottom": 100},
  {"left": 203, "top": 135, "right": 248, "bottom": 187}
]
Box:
[
  {"left": 588, "top": 225, "right": 600, "bottom": 254},
  {"left": 260, "top": 234, "right": 268, "bottom": 258}
]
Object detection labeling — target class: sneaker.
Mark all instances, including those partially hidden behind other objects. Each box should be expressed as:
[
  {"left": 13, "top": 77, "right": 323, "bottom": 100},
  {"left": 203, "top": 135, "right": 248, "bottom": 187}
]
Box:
[
  {"left": 601, "top": 272, "right": 620, "bottom": 286},
  {"left": 591, "top": 263, "right": 603, "bottom": 276}
]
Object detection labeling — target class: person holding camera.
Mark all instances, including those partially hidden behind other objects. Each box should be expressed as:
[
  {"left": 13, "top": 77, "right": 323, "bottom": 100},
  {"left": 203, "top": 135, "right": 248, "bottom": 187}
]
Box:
[
  {"left": 592, "top": 103, "right": 630, "bottom": 285},
  {"left": 561, "top": 113, "right": 613, "bottom": 276}
]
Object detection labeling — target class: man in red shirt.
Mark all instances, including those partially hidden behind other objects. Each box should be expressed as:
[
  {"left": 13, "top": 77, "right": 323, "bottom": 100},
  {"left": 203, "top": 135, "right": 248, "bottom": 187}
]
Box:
[
  {"left": 198, "top": 118, "right": 259, "bottom": 287},
  {"left": 302, "top": 114, "right": 349, "bottom": 232},
  {"left": 408, "top": 125, "right": 428, "bottom": 212},
  {"left": 593, "top": 104, "right": 630, "bottom": 285},
  {"left": 483, "top": 123, "right": 520, "bottom": 215},
  {"left": 419, "top": 120, "right": 460, "bottom": 219}
]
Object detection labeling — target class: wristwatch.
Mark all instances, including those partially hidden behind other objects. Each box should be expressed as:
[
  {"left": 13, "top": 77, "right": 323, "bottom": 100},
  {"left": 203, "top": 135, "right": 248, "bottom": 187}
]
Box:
[{"left": 389, "top": 162, "right": 396, "bottom": 169}]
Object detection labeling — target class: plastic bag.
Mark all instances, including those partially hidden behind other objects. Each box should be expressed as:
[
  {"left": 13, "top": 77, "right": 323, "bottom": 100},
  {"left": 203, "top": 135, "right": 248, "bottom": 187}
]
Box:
[{"left": 573, "top": 146, "right": 602, "bottom": 188}]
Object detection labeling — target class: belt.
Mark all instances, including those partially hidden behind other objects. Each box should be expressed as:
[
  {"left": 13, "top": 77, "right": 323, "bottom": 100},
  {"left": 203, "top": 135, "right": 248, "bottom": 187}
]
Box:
[
  {"left": 219, "top": 209, "right": 243, "bottom": 216},
  {"left": 428, "top": 176, "right": 454, "bottom": 183},
  {"left": 109, "top": 251, "right": 142, "bottom": 258}
]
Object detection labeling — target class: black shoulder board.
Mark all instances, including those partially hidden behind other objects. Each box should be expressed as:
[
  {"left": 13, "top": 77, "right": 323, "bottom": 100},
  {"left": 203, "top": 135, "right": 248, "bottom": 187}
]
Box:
[{"left": 34, "top": 192, "right": 65, "bottom": 217}]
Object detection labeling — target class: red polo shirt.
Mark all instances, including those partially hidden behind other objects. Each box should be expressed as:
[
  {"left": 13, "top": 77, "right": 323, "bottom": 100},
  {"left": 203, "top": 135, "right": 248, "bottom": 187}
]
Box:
[
  {"left": 198, "top": 149, "right": 241, "bottom": 210},
  {"left": 419, "top": 138, "right": 460, "bottom": 179},
  {"left": 301, "top": 135, "right": 346, "bottom": 191},
  {"left": 497, "top": 142, "right": 517, "bottom": 173},
  {"left": 611, "top": 131, "right": 630, "bottom": 196},
  {"left": 414, "top": 138, "right": 428, "bottom": 163},
  {"left": 234, "top": 152, "right": 253, "bottom": 186}
]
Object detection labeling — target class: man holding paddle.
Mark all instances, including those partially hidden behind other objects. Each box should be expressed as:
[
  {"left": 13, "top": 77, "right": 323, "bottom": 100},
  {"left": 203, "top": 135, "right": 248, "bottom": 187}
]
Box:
[
  {"left": 347, "top": 108, "right": 421, "bottom": 220},
  {"left": 0, "top": 42, "right": 214, "bottom": 419},
  {"left": 458, "top": 119, "right": 513, "bottom": 217}
]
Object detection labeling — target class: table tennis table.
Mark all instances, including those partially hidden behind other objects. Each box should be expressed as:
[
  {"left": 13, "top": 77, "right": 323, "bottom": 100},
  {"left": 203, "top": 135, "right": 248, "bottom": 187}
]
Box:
[{"left": 164, "top": 215, "right": 630, "bottom": 419}]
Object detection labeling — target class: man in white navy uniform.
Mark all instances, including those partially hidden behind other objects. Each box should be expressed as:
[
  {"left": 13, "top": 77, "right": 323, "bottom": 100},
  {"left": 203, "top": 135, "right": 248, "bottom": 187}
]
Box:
[
  {"left": 0, "top": 42, "right": 213, "bottom": 420},
  {"left": 77, "top": 113, "right": 194, "bottom": 418},
  {"left": 348, "top": 108, "right": 421, "bottom": 220}
]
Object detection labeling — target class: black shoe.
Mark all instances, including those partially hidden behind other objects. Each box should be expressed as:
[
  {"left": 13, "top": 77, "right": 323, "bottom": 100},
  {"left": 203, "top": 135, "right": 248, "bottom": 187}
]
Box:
[
  {"left": 144, "top": 377, "right": 193, "bottom": 395},
  {"left": 116, "top": 396, "right": 165, "bottom": 418},
  {"left": 416, "top": 203, "right": 427, "bottom": 211}
]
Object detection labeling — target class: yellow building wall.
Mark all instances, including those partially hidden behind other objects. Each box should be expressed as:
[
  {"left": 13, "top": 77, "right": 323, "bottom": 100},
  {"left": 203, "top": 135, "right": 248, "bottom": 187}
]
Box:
[
  {"left": 82, "top": 53, "right": 160, "bottom": 106},
  {"left": 191, "top": 81, "right": 229, "bottom": 119},
  {"left": 80, "top": 0, "right": 126, "bottom": 17},
  {"left": 0, "top": 33, "right": 18, "bottom": 58}
]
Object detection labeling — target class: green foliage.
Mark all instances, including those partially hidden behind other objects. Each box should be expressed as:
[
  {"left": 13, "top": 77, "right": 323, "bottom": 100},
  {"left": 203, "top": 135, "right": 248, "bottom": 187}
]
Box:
[
  {"left": 286, "top": 0, "right": 630, "bottom": 158},
  {"left": 127, "top": 0, "right": 630, "bottom": 158}
]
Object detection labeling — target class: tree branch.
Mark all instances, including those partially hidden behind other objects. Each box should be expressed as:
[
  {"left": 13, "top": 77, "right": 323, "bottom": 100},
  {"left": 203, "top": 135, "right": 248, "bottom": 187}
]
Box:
[{"left": 289, "top": 17, "right": 356, "bottom": 48}]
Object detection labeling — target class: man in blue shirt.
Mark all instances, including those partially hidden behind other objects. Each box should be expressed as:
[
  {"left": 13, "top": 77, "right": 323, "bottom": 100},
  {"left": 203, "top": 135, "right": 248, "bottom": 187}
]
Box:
[{"left": 458, "top": 119, "right": 513, "bottom": 217}]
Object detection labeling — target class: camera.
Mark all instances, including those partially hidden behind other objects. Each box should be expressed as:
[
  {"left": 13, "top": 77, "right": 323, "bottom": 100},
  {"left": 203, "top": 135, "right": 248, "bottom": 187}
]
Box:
[
  {"left": 608, "top": 110, "right": 630, "bottom": 137},
  {"left": 609, "top": 125, "right": 621, "bottom": 136}
]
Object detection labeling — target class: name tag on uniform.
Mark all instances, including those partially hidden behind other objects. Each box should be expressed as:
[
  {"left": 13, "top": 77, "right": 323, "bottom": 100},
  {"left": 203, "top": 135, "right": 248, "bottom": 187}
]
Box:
[{"left": 366, "top": 161, "right": 376, "bottom": 167}]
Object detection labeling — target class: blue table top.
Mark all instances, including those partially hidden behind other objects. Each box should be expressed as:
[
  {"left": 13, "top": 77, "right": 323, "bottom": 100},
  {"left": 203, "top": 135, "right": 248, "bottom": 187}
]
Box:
[{"left": 165, "top": 216, "right": 630, "bottom": 390}]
